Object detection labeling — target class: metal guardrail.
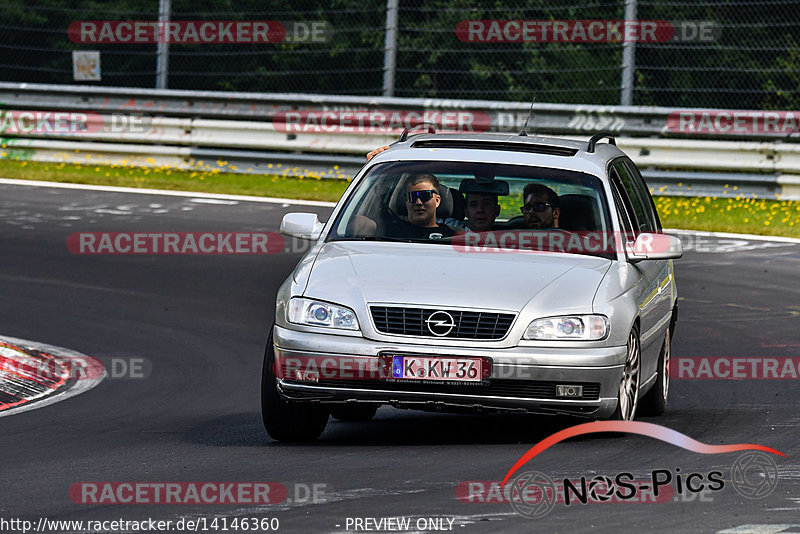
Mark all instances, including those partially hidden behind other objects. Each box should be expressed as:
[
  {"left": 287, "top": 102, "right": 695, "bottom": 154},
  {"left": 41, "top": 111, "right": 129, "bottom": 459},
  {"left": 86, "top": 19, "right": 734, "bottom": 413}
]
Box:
[
  {"left": 5, "top": 82, "right": 800, "bottom": 141},
  {"left": 1, "top": 82, "right": 663, "bottom": 133},
  {"left": 1, "top": 82, "right": 800, "bottom": 199}
]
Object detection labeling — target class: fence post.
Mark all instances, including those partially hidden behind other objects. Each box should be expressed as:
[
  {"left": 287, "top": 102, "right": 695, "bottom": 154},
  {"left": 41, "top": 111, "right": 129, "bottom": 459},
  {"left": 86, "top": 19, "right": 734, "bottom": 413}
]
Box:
[
  {"left": 382, "top": 0, "right": 399, "bottom": 97},
  {"left": 155, "top": 0, "right": 171, "bottom": 89},
  {"left": 620, "top": 0, "right": 637, "bottom": 105}
]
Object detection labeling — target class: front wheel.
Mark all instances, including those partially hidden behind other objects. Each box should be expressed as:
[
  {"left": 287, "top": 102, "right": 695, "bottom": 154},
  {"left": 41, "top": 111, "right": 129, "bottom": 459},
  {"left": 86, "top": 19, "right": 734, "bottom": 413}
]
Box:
[
  {"left": 610, "top": 324, "right": 641, "bottom": 421},
  {"left": 261, "top": 331, "right": 329, "bottom": 441},
  {"left": 640, "top": 327, "right": 671, "bottom": 416}
]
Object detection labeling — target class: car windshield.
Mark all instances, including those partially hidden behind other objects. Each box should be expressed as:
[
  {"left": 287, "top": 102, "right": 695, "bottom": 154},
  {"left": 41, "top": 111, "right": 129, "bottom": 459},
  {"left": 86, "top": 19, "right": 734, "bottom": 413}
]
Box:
[{"left": 328, "top": 160, "right": 616, "bottom": 258}]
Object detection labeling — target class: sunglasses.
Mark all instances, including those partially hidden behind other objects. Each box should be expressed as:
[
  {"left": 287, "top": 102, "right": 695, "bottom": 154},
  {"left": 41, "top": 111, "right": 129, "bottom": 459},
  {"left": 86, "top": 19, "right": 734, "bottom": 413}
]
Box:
[
  {"left": 406, "top": 190, "right": 438, "bottom": 203},
  {"left": 520, "top": 202, "right": 554, "bottom": 213}
]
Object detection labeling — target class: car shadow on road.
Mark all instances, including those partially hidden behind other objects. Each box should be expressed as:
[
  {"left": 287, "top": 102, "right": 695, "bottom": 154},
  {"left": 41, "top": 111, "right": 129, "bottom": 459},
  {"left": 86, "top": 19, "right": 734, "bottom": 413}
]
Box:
[
  {"left": 320, "top": 410, "right": 576, "bottom": 446},
  {"left": 182, "top": 409, "right": 607, "bottom": 447}
]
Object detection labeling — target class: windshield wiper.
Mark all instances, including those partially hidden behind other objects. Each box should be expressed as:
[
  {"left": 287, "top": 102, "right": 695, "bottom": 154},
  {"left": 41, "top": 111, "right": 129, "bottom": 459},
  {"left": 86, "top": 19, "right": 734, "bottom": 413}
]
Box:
[
  {"left": 329, "top": 235, "right": 453, "bottom": 244},
  {"left": 329, "top": 235, "right": 414, "bottom": 243}
]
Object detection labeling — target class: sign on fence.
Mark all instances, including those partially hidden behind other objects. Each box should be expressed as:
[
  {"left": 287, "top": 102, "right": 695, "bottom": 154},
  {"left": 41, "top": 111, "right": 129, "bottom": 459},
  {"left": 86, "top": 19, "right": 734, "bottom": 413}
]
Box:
[{"left": 73, "top": 51, "right": 101, "bottom": 81}]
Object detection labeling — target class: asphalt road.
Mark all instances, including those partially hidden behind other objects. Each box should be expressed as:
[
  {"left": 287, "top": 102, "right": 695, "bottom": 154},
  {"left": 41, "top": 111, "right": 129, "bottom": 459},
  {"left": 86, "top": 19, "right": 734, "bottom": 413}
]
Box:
[{"left": 1, "top": 182, "right": 799, "bottom": 534}]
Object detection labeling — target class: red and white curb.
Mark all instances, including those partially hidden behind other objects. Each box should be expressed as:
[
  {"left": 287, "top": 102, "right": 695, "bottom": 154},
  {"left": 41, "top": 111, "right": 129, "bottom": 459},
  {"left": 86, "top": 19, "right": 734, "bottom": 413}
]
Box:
[{"left": 0, "top": 335, "right": 105, "bottom": 417}]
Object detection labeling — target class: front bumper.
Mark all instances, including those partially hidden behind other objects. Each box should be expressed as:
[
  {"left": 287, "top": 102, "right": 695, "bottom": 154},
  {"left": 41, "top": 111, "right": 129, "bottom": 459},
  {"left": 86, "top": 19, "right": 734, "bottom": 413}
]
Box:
[{"left": 273, "top": 325, "right": 626, "bottom": 418}]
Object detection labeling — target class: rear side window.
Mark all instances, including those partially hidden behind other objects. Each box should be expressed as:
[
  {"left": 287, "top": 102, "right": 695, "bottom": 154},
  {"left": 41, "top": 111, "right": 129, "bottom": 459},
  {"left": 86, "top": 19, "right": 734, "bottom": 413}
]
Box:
[
  {"left": 612, "top": 160, "right": 654, "bottom": 233},
  {"left": 623, "top": 160, "right": 662, "bottom": 232}
]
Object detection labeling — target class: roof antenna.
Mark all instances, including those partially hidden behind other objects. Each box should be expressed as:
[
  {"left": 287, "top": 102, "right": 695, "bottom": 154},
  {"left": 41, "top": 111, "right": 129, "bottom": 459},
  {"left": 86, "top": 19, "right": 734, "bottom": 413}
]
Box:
[{"left": 518, "top": 96, "right": 536, "bottom": 136}]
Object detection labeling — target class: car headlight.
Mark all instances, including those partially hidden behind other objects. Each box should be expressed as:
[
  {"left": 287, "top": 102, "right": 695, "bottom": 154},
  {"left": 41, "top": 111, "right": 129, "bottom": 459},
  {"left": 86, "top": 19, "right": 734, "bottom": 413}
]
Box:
[
  {"left": 287, "top": 298, "right": 359, "bottom": 330},
  {"left": 523, "top": 315, "right": 609, "bottom": 341}
]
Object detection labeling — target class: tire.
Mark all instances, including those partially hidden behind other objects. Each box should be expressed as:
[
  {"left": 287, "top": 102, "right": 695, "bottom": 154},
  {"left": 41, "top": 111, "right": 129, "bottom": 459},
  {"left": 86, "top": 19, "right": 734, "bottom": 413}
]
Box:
[
  {"left": 330, "top": 404, "right": 379, "bottom": 422},
  {"left": 610, "top": 324, "right": 641, "bottom": 421},
  {"left": 261, "top": 331, "right": 329, "bottom": 442},
  {"left": 640, "top": 326, "right": 671, "bottom": 416}
]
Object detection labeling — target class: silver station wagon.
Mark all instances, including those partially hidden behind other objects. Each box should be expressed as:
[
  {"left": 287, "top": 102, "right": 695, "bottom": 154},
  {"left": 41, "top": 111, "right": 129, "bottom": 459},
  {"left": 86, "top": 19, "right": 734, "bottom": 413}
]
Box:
[{"left": 262, "top": 132, "right": 682, "bottom": 441}]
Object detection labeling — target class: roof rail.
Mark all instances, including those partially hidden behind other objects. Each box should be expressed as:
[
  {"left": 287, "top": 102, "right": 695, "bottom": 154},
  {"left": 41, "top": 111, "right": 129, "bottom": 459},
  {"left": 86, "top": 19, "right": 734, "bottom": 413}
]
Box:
[
  {"left": 587, "top": 133, "right": 616, "bottom": 153},
  {"left": 399, "top": 122, "right": 437, "bottom": 142}
]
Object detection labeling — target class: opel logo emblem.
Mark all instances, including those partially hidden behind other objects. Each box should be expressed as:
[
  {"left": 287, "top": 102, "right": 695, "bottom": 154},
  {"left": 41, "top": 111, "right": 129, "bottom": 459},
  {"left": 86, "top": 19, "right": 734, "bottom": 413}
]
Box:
[{"left": 426, "top": 311, "right": 455, "bottom": 336}]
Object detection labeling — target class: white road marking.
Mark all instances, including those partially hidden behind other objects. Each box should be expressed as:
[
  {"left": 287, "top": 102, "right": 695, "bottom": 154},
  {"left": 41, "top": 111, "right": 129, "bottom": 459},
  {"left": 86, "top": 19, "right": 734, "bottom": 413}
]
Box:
[
  {"left": 58, "top": 204, "right": 108, "bottom": 211},
  {"left": 664, "top": 229, "right": 800, "bottom": 254},
  {"left": 666, "top": 228, "right": 800, "bottom": 245},
  {"left": 93, "top": 209, "right": 131, "bottom": 215},
  {"left": 0, "top": 334, "right": 105, "bottom": 417},
  {"left": 0, "top": 178, "right": 337, "bottom": 207},
  {"left": 189, "top": 198, "right": 239, "bottom": 205},
  {"left": 768, "top": 500, "right": 800, "bottom": 511},
  {"left": 717, "top": 526, "right": 800, "bottom": 534}
]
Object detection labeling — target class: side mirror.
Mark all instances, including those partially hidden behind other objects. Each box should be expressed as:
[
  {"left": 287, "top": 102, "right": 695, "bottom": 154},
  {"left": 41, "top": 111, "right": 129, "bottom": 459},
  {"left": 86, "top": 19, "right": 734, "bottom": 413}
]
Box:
[
  {"left": 627, "top": 233, "right": 683, "bottom": 262},
  {"left": 280, "top": 212, "right": 325, "bottom": 240}
]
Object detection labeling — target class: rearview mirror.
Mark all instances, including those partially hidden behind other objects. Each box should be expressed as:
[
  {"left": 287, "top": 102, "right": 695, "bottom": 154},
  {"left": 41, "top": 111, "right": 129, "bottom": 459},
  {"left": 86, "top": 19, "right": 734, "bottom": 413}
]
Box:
[
  {"left": 459, "top": 178, "right": 510, "bottom": 196},
  {"left": 280, "top": 213, "right": 325, "bottom": 240},
  {"left": 627, "top": 233, "right": 683, "bottom": 262}
]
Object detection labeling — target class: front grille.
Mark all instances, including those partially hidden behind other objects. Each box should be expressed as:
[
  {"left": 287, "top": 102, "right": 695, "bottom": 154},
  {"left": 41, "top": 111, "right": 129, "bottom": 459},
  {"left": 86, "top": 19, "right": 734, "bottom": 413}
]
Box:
[
  {"left": 306, "top": 379, "right": 601, "bottom": 401},
  {"left": 371, "top": 306, "right": 515, "bottom": 340}
]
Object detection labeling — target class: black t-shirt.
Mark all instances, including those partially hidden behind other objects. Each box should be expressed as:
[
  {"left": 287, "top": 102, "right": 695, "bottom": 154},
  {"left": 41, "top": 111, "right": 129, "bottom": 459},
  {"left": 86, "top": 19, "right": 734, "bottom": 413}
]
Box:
[{"left": 388, "top": 218, "right": 458, "bottom": 240}]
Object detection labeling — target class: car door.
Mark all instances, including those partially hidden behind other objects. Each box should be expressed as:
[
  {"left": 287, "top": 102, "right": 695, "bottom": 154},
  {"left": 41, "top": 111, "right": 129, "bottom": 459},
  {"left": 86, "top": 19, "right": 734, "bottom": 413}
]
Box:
[
  {"left": 620, "top": 158, "right": 674, "bottom": 323},
  {"left": 622, "top": 156, "right": 675, "bottom": 333},
  {"left": 609, "top": 160, "right": 671, "bottom": 384}
]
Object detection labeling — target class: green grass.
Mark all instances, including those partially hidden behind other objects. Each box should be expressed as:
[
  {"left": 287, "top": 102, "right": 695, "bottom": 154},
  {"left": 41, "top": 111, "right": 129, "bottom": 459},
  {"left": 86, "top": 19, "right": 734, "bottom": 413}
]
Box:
[
  {"left": 654, "top": 195, "right": 800, "bottom": 238},
  {"left": 0, "top": 160, "right": 798, "bottom": 238}
]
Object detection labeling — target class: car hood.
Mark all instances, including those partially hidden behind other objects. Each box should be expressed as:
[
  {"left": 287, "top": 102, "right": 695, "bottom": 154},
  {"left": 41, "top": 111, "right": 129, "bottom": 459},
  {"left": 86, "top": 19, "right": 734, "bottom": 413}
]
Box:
[{"left": 302, "top": 241, "right": 611, "bottom": 313}]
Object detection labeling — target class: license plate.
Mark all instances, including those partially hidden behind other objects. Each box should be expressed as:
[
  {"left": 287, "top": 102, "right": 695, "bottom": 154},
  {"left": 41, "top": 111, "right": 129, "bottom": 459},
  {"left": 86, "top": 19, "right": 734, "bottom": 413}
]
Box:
[{"left": 391, "top": 356, "right": 485, "bottom": 382}]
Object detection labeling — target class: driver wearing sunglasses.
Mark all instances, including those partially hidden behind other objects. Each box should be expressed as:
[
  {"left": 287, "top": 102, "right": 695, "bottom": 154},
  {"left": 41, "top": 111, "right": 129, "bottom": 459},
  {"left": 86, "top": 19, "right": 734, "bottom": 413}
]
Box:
[
  {"left": 521, "top": 183, "right": 561, "bottom": 229},
  {"left": 401, "top": 174, "right": 457, "bottom": 238}
]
